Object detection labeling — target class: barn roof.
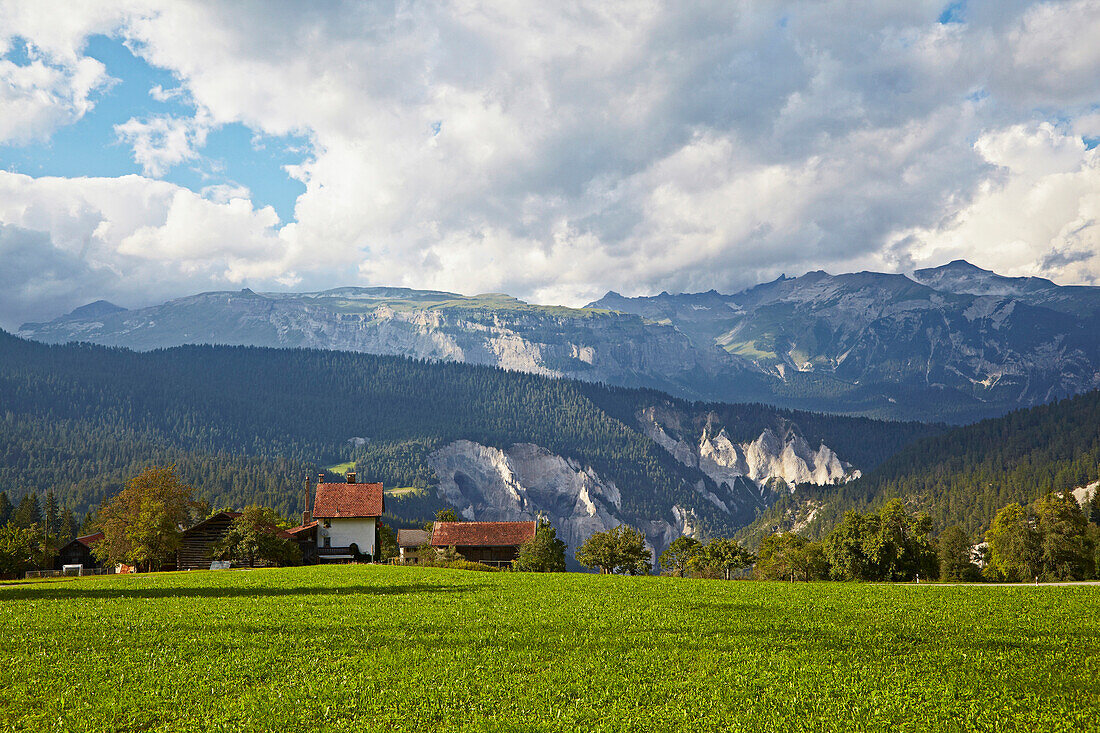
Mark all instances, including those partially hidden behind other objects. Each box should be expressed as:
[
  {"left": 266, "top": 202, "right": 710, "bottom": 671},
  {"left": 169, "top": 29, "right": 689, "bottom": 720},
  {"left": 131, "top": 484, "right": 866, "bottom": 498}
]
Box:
[
  {"left": 430, "top": 521, "right": 537, "bottom": 547},
  {"left": 182, "top": 511, "right": 242, "bottom": 535},
  {"left": 397, "top": 529, "right": 429, "bottom": 547},
  {"left": 75, "top": 531, "right": 104, "bottom": 547},
  {"left": 312, "top": 481, "right": 384, "bottom": 518}
]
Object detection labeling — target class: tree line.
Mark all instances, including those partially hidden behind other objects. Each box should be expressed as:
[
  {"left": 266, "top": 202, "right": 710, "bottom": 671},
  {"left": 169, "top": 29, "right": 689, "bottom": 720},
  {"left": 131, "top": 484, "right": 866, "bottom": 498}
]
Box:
[{"left": 0, "top": 329, "right": 931, "bottom": 543}]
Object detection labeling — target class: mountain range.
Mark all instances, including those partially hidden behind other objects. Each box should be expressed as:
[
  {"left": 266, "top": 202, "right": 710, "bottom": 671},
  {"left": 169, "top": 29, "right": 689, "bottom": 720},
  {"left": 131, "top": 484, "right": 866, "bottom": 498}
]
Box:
[
  {"left": 0, "top": 330, "right": 934, "bottom": 560},
  {"left": 19, "top": 261, "right": 1100, "bottom": 422}
]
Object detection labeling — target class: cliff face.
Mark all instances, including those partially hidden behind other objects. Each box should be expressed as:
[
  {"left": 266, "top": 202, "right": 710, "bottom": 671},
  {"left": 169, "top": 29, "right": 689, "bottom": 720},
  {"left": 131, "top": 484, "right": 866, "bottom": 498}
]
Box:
[
  {"left": 18, "top": 287, "right": 742, "bottom": 396},
  {"left": 424, "top": 402, "right": 862, "bottom": 563}
]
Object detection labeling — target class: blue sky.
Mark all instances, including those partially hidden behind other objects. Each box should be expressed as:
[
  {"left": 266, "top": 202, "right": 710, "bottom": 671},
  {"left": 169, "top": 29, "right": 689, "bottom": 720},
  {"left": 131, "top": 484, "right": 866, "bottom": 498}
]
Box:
[
  {"left": 0, "top": 34, "right": 306, "bottom": 223},
  {"left": 0, "top": 2, "right": 1098, "bottom": 329}
]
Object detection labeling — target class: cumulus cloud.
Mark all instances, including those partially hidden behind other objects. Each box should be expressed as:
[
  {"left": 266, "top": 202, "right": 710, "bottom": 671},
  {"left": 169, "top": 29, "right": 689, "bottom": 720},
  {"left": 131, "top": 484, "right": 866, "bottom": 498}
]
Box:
[
  {"left": 0, "top": 170, "right": 291, "bottom": 326},
  {"left": 0, "top": 42, "right": 112, "bottom": 144},
  {"left": 0, "top": 0, "right": 1099, "bottom": 326},
  {"left": 114, "top": 111, "right": 211, "bottom": 177},
  {"left": 895, "top": 122, "right": 1100, "bottom": 284}
]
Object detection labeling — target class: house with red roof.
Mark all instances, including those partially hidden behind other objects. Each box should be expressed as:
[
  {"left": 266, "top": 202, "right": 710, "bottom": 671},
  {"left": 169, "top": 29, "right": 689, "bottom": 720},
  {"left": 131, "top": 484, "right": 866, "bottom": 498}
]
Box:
[
  {"left": 311, "top": 472, "right": 384, "bottom": 562},
  {"left": 430, "top": 521, "right": 536, "bottom": 567}
]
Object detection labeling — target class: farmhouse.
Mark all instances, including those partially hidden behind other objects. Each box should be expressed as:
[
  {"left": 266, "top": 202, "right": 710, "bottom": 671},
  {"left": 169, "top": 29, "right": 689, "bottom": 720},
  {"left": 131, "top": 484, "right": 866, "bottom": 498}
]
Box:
[
  {"left": 177, "top": 511, "right": 241, "bottom": 571},
  {"left": 54, "top": 531, "right": 104, "bottom": 570},
  {"left": 396, "top": 528, "right": 429, "bottom": 564},
  {"left": 312, "top": 472, "right": 384, "bottom": 562},
  {"left": 431, "top": 521, "right": 536, "bottom": 567}
]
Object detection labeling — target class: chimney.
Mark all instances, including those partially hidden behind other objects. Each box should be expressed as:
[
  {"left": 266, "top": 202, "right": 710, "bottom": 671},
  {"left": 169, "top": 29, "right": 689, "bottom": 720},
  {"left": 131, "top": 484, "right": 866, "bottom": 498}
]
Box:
[
  {"left": 317, "top": 472, "right": 325, "bottom": 485},
  {"left": 303, "top": 476, "right": 312, "bottom": 526},
  {"left": 346, "top": 471, "right": 356, "bottom": 484}
]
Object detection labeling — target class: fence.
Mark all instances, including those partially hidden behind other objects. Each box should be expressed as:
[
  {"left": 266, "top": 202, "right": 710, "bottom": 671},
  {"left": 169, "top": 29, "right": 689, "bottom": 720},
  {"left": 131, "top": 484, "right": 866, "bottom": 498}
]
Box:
[{"left": 24, "top": 567, "right": 115, "bottom": 579}]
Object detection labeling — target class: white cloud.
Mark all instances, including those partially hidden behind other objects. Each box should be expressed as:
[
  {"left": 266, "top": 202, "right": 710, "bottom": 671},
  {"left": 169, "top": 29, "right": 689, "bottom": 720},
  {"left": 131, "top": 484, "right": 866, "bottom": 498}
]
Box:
[
  {"left": 0, "top": 45, "right": 112, "bottom": 144},
  {"left": 0, "top": 0, "right": 1099, "bottom": 325},
  {"left": 894, "top": 122, "right": 1100, "bottom": 284},
  {"left": 114, "top": 111, "right": 211, "bottom": 177},
  {"left": 0, "top": 170, "right": 291, "bottom": 325}
]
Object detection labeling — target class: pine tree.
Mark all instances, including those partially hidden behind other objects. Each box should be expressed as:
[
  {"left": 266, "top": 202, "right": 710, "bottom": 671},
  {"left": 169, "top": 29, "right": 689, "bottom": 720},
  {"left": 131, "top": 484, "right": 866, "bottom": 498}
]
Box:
[
  {"left": 57, "top": 510, "right": 76, "bottom": 545},
  {"left": 43, "top": 491, "right": 58, "bottom": 538},
  {"left": 0, "top": 492, "right": 12, "bottom": 527},
  {"left": 12, "top": 494, "right": 42, "bottom": 529}
]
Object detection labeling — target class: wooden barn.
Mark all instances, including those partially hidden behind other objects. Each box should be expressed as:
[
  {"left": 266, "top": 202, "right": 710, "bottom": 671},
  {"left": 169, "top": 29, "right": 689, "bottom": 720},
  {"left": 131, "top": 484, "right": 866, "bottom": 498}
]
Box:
[
  {"left": 54, "top": 532, "right": 104, "bottom": 570},
  {"left": 430, "top": 521, "right": 536, "bottom": 567},
  {"left": 176, "top": 511, "right": 241, "bottom": 571}
]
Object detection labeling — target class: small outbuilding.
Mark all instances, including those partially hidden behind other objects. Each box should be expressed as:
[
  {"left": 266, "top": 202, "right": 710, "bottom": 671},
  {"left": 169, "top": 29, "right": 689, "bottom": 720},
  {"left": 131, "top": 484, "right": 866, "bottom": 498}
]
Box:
[
  {"left": 396, "top": 528, "right": 430, "bottom": 564},
  {"left": 430, "top": 521, "right": 537, "bottom": 567},
  {"left": 54, "top": 531, "right": 104, "bottom": 570},
  {"left": 177, "top": 511, "right": 241, "bottom": 571}
]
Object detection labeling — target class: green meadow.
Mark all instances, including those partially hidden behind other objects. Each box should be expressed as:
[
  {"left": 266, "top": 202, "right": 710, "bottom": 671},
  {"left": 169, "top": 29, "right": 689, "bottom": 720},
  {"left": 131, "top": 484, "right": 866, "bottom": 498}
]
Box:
[{"left": 1, "top": 566, "right": 1097, "bottom": 732}]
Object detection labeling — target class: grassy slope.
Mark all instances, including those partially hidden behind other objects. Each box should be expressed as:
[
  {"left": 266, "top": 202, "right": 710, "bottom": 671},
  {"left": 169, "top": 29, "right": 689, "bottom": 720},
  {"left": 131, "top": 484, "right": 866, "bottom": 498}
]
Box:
[{"left": 2, "top": 566, "right": 1098, "bottom": 732}]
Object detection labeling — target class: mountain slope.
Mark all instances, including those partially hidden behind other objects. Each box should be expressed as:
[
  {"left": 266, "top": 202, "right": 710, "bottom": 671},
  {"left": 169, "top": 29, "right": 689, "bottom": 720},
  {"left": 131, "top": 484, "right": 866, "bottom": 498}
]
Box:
[
  {"left": 20, "top": 261, "right": 1098, "bottom": 421},
  {"left": 0, "top": 330, "right": 935, "bottom": 556},
  {"left": 740, "top": 389, "right": 1100, "bottom": 545},
  {"left": 591, "top": 265, "right": 1100, "bottom": 421}
]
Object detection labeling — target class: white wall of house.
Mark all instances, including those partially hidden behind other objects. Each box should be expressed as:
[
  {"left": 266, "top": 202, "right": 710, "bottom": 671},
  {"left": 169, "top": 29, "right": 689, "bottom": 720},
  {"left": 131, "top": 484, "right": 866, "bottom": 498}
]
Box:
[{"left": 317, "top": 517, "right": 377, "bottom": 555}]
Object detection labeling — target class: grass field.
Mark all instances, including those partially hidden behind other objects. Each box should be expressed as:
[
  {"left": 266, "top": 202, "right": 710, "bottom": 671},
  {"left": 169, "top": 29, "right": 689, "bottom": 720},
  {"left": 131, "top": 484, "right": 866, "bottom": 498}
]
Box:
[{"left": 2, "top": 566, "right": 1097, "bottom": 732}]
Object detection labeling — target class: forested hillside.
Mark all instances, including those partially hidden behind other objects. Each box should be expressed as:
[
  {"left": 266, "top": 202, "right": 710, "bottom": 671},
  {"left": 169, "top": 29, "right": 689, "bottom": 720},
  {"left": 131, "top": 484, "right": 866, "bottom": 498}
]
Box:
[
  {"left": 0, "top": 330, "right": 934, "bottom": 538},
  {"left": 743, "top": 390, "right": 1100, "bottom": 543}
]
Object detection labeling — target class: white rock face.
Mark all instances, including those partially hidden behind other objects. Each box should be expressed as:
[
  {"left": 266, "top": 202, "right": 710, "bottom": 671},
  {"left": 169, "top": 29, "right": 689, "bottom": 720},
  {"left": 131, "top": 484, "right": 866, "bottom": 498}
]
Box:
[
  {"left": 428, "top": 440, "right": 624, "bottom": 555},
  {"left": 639, "top": 411, "right": 859, "bottom": 497},
  {"left": 1072, "top": 480, "right": 1099, "bottom": 507}
]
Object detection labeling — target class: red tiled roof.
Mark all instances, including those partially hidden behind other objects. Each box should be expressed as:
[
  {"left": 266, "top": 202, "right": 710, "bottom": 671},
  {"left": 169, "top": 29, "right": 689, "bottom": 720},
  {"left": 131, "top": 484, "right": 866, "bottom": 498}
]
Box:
[
  {"left": 430, "top": 521, "right": 536, "bottom": 548},
  {"left": 75, "top": 531, "right": 104, "bottom": 547},
  {"left": 397, "top": 529, "right": 429, "bottom": 547},
  {"left": 285, "top": 521, "right": 318, "bottom": 536},
  {"left": 312, "top": 481, "right": 384, "bottom": 518}
]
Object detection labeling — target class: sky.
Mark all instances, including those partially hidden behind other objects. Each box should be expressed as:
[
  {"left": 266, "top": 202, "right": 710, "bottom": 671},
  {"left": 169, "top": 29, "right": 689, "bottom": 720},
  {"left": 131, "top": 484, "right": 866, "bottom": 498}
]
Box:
[{"left": 1, "top": 0, "right": 1099, "bottom": 328}]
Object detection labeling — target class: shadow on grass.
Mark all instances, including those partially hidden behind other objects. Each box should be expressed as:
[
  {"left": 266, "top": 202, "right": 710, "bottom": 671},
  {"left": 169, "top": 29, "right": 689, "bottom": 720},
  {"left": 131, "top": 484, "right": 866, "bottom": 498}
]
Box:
[{"left": 0, "top": 582, "right": 468, "bottom": 602}]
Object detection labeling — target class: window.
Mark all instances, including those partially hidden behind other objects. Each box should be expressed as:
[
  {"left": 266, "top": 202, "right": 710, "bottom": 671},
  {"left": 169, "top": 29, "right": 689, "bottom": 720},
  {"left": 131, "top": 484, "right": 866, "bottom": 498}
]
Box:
[
  {"left": 323, "top": 537, "right": 331, "bottom": 548},
  {"left": 322, "top": 519, "right": 331, "bottom": 529}
]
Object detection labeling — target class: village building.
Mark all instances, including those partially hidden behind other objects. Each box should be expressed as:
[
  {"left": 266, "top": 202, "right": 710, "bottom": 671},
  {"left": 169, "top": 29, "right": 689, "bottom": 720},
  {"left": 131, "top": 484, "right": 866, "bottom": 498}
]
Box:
[
  {"left": 285, "top": 519, "right": 318, "bottom": 564},
  {"left": 177, "top": 511, "right": 241, "bottom": 571},
  {"left": 54, "top": 531, "right": 104, "bottom": 570},
  {"left": 396, "top": 528, "right": 430, "bottom": 564},
  {"left": 312, "top": 472, "right": 384, "bottom": 562},
  {"left": 430, "top": 521, "right": 537, "bottom": 567}
]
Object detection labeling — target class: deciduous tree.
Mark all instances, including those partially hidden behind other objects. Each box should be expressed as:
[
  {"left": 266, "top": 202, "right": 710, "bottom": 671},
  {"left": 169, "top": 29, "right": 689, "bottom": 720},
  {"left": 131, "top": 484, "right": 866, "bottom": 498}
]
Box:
[
  {"left": 515, "top": 517, "right": 567, "bottom": 572},
  {"left": 691, "top": 538, "right": 755, "bottom": 580},
  {"left": 212, "top": 505, "right": 300, "bottom": 567},
  {"left": 658, "top": 536, "right": 701, "bottom": 577},
  {"left": 576, "top": 525, "right": 651, "bottom": 575},
  {"left": 985, "top": 503, "right": 1041, "bottom": 582},
  {"left": 93, "top": 466, "right": 195, "bottom": 572},
  {"left": 937, "top": 525, "right": 977, "bottom": 582},
  {"left": 0, "top": 524, "right": 38, "bottom": 575}
]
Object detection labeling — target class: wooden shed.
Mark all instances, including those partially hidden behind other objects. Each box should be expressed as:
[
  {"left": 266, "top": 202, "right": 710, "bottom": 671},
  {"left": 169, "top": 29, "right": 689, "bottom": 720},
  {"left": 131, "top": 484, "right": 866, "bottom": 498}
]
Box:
[
  {"left": 177, "top": 511, "right": 241, "bottom": 571},
  {"left": 54, "top": 532, "right": 104, "bottom": 570}
]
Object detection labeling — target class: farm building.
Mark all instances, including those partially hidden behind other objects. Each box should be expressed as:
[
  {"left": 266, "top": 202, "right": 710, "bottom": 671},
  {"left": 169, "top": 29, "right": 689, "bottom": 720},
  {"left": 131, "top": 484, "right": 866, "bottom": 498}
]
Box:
[
  {"left": 177, "top": 511, "right": 241, "bottom": 571},
  {"left": 54, "top": 531, "right": 104, "bottom": 570},
  {"left": 312, "top": 472, "right": 384, "bottom": 562},
  {"left": 430, "top": 521, "right": 536, "bottom": 567},
  {"left": 285, "top": 519, "right": 318, "bottom": 563},
  {"left": 396, "top": 528, "right": 430, "bottom": 564}
]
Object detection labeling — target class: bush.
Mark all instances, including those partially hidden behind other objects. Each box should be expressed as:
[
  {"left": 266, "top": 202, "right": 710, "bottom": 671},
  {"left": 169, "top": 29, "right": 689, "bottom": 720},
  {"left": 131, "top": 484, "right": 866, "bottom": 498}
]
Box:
[{"left": 444, "top": 559, "right": 497, "bottom": 572}]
